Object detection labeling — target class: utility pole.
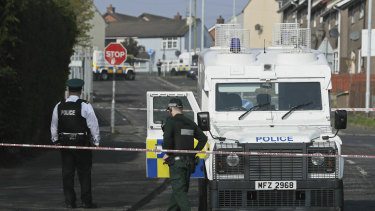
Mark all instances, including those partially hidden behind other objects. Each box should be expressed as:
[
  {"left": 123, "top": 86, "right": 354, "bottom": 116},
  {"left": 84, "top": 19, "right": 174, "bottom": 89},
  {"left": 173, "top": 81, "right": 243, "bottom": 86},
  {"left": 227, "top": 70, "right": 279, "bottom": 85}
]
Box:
[
  {"left": 307, "top": 0, "right": 311, "bottom": 30},
  {"left": 194, "top": 0, "right": 197, "bottom": 54},
  {"left": 366, "top": 0, "right": 373, "bottom": 117},
  {"left": 233, "top": 0, "right": 236, "bottom": 23},
  {"left": 201, "top": 0, "right": 205, "bottom": 51},
  {"left": 189, "top": 0, "right": 192, "bottom": 64},
  {"left": 189, "top": 0, "right": 192, "bottom": 53}
]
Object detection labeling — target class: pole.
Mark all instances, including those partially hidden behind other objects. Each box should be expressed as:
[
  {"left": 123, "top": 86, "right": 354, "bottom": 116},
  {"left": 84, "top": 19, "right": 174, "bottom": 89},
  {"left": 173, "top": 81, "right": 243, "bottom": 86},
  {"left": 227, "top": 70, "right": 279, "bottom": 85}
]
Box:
[
  {"left": 111, "top": 69, "right": 116, "bottom": 133},
  {"left": 233, "top": 0, "right": 236, "bottom": 23},
  {"left": 194, "top": 0, "right": 197, "bottom": 54},
  {"left": 307, "top": 0, "right": 311, "bottom": 30},
  {"left": 189, "top": 0, "right": 192, "bottom": 53},
  {"left": 201, "top": 0, "right": 205, "bottom": 52},
  {"left": 366, "top": 0, "right": 373, "bottom": 117}
]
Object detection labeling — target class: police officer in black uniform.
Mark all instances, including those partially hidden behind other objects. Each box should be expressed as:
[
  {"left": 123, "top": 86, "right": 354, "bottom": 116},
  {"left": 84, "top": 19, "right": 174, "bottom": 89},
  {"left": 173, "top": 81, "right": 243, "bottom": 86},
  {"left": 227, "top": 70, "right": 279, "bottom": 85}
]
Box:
[
  {"left": 50, "top": 79, "right": 100, "bottom": 209},
  {"left": 162, "top": 98, "right": 207, "bottom": 211}
]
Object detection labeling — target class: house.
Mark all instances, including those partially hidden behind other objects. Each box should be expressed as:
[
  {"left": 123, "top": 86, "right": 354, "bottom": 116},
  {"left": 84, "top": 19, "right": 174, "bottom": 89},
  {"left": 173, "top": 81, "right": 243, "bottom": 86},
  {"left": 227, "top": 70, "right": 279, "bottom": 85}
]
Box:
[
  {"left": 103, "top": 4, "right": 138, "bottom": 23},
  {"left": 278, "top": 0, "right": 375, "bottom": 108},
  {"left": 88, "top": 5, "right": 106, "bottom": 50},
  {"left": 278, "top": 0, "right": 375, "bottom": 75},
  {"left": 104, "top": 6, "right": 213, "bottom": 72},
  {"left": 208, "top": 16, "right": 225, "bottom": 46},
  {"left": 208, "top": 12, "right": 244, "bottom": 47},
  {"left": 243, "top": 0, "right": 281, "bottom": 48}
]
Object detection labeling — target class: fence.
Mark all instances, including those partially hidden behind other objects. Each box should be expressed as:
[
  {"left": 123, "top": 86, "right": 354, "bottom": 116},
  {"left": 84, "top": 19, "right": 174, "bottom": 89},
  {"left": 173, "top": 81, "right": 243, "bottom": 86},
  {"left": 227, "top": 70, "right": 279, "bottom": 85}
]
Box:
[{"left": 68, "top": 46, "right": 93, "bottom": 101}]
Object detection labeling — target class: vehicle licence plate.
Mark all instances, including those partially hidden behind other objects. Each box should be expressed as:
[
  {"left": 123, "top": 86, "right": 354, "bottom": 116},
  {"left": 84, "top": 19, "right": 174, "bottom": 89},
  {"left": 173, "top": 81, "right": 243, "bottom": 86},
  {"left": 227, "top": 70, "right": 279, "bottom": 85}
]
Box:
[{"left": 255, "top": 181, "right": 296, "bottom": 190}]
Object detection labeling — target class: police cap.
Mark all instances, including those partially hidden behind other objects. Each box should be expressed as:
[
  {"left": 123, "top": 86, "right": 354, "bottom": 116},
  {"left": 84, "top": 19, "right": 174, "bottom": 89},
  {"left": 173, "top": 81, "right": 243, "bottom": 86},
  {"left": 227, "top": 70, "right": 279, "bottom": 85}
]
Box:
[
  {"left": 66, "top": 78, "right": 84, "bottom": 92},
  {"left": 167, "top": 98, "right": 183, "bottom": 110}
]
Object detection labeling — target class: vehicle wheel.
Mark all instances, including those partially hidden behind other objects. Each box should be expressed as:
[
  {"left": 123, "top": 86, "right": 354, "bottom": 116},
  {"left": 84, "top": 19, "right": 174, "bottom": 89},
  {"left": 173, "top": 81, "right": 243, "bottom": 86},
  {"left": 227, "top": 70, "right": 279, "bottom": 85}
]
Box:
[
  {"left": 100, "top": 72, "right": 109, "bottom": 80},
  {"left": 126, "top": 71, "right": 135, "bottom": 80},
  {"left": 170, "top": 68, "right": 176, "bottom": 76}
]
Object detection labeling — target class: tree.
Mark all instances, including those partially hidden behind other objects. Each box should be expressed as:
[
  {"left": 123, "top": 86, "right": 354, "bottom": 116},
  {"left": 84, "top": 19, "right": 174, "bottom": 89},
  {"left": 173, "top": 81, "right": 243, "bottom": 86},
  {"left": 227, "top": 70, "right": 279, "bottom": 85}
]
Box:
[
  {"left": 121, "top": 37, "right": 145, "bottom": 58},
  {"left": 0, "top": 0, "right": 78, "bottom": 148},
  {"left": 54, "top": 0, "right": 94, "bottom": 47}
]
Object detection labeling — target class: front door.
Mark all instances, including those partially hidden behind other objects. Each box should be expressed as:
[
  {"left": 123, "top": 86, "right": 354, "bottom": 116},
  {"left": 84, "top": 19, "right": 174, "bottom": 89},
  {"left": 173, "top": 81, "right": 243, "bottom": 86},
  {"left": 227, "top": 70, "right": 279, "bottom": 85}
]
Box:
[{"left": 146, "top": 91, "right": 207, "bottom": 178}]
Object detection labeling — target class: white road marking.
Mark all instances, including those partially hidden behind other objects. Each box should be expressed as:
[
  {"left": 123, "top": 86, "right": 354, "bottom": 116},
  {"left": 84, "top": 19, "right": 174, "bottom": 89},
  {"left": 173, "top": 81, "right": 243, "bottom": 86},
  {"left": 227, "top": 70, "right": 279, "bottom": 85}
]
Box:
[
  {"left": 356, "top": 166, "right": 368, "bottom": 176},
  {"left": 346, "top": 159, "right": 356, "bottom": 164}
]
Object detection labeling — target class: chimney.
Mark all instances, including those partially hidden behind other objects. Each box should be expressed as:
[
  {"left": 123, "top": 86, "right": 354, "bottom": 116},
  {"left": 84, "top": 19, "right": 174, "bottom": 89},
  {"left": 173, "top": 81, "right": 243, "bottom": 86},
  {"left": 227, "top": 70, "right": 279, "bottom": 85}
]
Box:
[
  {"left": 216, "top": 15, "right": 224, "bottom": 24},
  {"left": 107, "top": 4, "right": 115, "bottom": 14},
  {"left": 174, "top": 12, "right": 182, "bottom": 20}
]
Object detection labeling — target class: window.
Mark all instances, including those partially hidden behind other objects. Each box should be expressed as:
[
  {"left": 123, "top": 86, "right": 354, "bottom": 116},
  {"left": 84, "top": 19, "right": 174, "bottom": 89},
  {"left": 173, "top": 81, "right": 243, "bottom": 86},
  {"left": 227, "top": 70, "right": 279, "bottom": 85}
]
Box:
[
  {"left": 360, "top": 2, "right": 365, "bottom": 19},
  {"left": 333, "top": 51, "right": 339, "bottom": 74},
  {"left": 161, "top": 37, "right": 178, "bottom": 49},
  {"left": 215, "top": 82, "right": 322, "bottom": 111},
  {"left": 152, "top": 96, "right": 193, "bottom": 123},
  {"left": 335, "top": 11, "right": 339, "bottom": 26}
]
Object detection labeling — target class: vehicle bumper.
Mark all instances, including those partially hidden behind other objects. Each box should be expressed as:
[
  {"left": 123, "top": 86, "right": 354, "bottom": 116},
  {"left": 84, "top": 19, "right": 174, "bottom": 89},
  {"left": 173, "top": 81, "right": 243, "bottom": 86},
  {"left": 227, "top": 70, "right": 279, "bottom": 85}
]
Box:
[{"left": 210, "top": 180, "right": 343, "bottom": 210}]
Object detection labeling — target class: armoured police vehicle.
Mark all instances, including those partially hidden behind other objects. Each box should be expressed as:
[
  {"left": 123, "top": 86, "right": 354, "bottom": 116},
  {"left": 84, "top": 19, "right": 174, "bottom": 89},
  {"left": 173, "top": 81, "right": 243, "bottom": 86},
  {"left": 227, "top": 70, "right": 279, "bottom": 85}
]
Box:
[
  {"left": 92, "top": 50, "right": 135, "bottom": 80},
  {"left": 146, "top": 23, "right": 347, "bottom": 210}
]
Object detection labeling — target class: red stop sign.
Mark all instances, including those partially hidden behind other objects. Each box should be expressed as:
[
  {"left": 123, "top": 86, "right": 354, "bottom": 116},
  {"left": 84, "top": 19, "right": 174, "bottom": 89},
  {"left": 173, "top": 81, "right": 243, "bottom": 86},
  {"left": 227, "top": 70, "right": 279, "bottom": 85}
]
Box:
[{"left": 105, "top": 43, "right": 127, "bottom": 65}]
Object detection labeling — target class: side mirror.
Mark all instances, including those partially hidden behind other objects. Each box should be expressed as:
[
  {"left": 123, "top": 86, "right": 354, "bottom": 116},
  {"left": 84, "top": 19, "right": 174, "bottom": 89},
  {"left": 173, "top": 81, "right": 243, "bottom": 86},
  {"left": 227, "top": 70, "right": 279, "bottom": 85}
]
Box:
[
  {"left": 197, "top": 112, "right": 210, "bottom": 131},
  {"left": 334, "top": 110, "right": 347, "bottom": 129}
]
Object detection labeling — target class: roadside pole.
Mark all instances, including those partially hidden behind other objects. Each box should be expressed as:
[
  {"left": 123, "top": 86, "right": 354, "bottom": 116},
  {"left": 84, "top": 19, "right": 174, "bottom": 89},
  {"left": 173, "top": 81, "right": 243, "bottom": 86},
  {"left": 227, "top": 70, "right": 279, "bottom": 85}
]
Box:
[
  {"left": 111, "top": 71, "right": 116, "bottom": 133},
  {"left": 104, "top": 43, "right": 127, "bottom": 133},
  {"left": 366, "top": 0, "right": 373, "bottom": 117}
]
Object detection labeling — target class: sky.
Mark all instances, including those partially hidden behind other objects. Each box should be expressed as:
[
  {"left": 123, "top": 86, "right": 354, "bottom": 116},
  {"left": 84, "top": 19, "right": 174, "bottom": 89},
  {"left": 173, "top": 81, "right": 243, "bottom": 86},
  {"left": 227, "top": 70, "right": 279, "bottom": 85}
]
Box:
[{"left": 94, "top": 0, "right": 250, "bottom": 28}]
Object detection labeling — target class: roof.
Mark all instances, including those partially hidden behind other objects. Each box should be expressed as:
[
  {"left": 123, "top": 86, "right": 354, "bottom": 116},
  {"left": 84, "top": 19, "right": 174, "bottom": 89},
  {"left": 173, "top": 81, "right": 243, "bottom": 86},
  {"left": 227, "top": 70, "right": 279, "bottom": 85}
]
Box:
[
  {"left": 138, "top": 13, "right": 172, "bottom": 21},
  {"left": 103, "top": 12, "right": 138, "bottom": 22},
  {"left": 106, "top": 19, "right": 191, "bottom": 38}
]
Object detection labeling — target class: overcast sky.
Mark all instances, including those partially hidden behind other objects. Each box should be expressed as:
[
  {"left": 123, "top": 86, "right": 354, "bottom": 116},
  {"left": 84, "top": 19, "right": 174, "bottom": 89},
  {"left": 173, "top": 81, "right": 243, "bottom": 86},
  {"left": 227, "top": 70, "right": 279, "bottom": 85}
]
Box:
[{"left": 94, "top": 0, "right": 250, "bottom": 28}]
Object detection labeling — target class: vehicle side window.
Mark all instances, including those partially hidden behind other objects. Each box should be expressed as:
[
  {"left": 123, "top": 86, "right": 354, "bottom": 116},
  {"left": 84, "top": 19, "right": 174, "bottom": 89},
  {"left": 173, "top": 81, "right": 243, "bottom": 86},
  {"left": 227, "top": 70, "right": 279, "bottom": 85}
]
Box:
[{"left": 153, "top": 96, "right": 194, "bottom": 124}]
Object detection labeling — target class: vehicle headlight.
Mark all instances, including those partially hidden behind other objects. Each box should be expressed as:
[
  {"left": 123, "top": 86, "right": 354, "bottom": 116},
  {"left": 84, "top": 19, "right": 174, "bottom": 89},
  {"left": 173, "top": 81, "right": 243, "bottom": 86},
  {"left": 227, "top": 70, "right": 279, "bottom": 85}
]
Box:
[
  {"left": 311, "top": 153, "right": 324, "bottom": 166},
  {"left": 226, "top": 154, "right": 240, "bottom": 167}
]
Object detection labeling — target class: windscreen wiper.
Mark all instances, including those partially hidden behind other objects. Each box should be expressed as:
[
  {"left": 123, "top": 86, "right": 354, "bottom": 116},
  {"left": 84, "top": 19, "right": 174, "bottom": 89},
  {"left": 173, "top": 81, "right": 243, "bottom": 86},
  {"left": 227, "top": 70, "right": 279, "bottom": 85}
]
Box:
[
  {"left": 281, "top": 102, "right": 313, "bottom": 120},
  {"left": 238, "top": 102, "right": 270, "bottom": 120}
]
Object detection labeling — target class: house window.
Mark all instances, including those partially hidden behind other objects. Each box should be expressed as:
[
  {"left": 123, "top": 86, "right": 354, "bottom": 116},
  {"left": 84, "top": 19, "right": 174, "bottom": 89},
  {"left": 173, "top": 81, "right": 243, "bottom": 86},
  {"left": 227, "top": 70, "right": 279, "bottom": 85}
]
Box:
[
  {"left": 162, "top": 37, "right": 178, "bottom": 49},
  {"left": 313, "top": 14, "right": 317, "bottom": 27},
  {"left": 360, "top": 2, "right": 365, "bottom": 19},
  {"left": 335, "top": 11, "right": 339, "bottom": 25},
  {"left": 333, "top": 51, "right": 339, "bottom": 74}
]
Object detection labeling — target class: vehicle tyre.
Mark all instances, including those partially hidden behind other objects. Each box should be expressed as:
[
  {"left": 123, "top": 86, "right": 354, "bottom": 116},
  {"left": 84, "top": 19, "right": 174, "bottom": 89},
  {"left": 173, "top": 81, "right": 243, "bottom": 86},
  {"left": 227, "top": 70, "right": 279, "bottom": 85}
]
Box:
[
  {"left": 100, "top": 71, "right": 109, "bottom": 80},
  {"left": 126, "top": 71, "right": 135, "bottom": 80},
  {"left": 170, "top": 68, "right": 176, "bottom": 76}
]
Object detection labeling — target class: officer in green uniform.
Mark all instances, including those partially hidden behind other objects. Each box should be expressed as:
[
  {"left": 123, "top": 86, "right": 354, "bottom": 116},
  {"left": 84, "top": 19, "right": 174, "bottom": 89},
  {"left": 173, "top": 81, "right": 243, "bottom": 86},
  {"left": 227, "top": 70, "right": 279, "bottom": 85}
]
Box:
[{"left": 162, "top": 98, "right": 207, "bottom": 211}]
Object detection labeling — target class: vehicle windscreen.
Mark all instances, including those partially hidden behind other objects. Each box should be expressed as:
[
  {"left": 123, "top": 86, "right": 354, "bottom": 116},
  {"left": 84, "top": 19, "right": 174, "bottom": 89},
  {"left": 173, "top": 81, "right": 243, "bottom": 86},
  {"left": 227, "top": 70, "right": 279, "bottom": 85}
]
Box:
[{"left": 215, "top": 82, "right": 322, "bottom": 111}]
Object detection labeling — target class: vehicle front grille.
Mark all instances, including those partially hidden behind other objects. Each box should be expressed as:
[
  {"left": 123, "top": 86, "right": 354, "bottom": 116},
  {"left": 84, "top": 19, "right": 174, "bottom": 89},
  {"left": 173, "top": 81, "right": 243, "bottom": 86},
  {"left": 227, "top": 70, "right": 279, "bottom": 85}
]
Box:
[
  {"left": 307, "top": 144, "right": 338, "bottom": 178},
  {"left": 213, "top": 143, "right": 339, "bottom": 180},
  {"left": 214, "top": 154, "right": 245, "bottom": 179},
  {"left": 249, "top": 148, "right": 304, "bottom": 180},
  {"left": 218, "top": 190, "right": 242, "bottom": 207},
  {"left": 217, "top": 189, "right": 336, "bottom": 208},
  {"left": 310, "top": 190, "right": 335, "bottom": 207},
  {"left": 246, "top": 190, "right": 305, "bottom": 207}
]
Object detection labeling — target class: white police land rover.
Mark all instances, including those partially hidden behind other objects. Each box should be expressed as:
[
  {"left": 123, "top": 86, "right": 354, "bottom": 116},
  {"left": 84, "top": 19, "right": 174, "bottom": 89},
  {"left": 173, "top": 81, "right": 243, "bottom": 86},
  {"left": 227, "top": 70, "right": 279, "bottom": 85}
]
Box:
[{"left": 146, "top": 23, "right": 347, "bottom": 210}]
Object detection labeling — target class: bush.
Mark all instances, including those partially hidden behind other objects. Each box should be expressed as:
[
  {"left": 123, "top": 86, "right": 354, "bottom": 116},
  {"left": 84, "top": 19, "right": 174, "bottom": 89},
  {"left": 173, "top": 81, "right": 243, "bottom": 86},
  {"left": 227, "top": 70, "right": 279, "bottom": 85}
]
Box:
[{"left": 0, "top": 0, "right": 78, "bottom": 149}]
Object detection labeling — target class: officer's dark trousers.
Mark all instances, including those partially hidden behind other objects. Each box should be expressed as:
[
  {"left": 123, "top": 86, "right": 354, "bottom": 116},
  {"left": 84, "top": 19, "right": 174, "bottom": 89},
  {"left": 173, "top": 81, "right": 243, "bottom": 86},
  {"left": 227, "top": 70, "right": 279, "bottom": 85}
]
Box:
[
  {"left": 168, "top": 160, "right": 194, "bottom": 211},
  {"left": 61, "top": 149, "right": 92, "bottom": 206}
]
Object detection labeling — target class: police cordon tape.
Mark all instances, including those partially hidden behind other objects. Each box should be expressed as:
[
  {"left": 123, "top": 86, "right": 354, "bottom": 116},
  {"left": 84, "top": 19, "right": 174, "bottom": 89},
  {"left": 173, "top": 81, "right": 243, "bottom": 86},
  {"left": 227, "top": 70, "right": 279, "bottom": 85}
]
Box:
[
  {"left": 0, "top": 142, "right": 375, "bottom": 159},
  {"left": 331, "top": 108, "right": 375, "bottom": 111},
  {"left": 126, "top": 108, "right": 375, "bottom": 112},
  {"left": 96, "top": 106, "right": 375, "bottom": 112}
]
